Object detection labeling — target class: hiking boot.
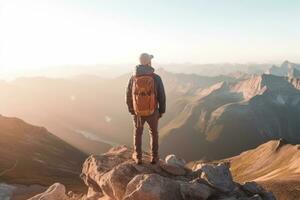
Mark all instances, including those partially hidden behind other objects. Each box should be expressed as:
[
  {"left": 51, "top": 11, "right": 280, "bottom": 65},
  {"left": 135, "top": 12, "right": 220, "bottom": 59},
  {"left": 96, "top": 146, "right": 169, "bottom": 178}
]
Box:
[
  {"left": 132, "top": 154, "right": 142, "bottom": 165},
  {"left": 150, "top": 156, "right": 159, "bottom": 165},
  {"left": 134, "top": 158, "right": 142, "bottom": 165}
]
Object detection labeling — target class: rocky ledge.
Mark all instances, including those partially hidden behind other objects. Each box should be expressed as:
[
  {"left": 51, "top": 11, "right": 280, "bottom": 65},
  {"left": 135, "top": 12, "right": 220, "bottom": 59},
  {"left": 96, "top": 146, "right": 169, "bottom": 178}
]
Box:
[{"left": 28, "top": 145, "right": 276, "bottom": 200}]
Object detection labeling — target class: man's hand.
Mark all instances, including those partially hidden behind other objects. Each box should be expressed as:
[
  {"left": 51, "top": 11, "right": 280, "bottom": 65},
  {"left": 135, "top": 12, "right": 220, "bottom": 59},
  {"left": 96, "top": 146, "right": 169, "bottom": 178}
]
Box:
[{"left": 159, "top": 113, "right": 164, "bottom": 118}]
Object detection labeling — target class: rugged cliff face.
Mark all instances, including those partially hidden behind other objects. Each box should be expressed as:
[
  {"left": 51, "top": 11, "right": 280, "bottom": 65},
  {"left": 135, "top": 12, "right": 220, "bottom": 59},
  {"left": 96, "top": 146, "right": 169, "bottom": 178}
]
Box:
[{"left": 28, "top": 145, "right": 275, "bottom": 200}]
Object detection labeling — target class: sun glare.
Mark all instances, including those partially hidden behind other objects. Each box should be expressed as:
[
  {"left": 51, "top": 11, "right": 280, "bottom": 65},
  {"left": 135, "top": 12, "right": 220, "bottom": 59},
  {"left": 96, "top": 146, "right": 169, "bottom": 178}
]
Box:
[{"left": 0, "top": 1, "right": 157, "bottom": 73}]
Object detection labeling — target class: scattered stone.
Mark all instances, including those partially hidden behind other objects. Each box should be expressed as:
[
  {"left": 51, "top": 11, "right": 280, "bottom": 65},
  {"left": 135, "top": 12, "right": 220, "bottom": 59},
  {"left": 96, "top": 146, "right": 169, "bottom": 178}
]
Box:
[
  {"left": 160, "top": 154, "right": 187, "bottom": 176},
  {"left": 242, "top": 182, "right": 264, "bottom": 195},
  {"left": 165, "top": 154, "right": 186, "bottom": 167},
  {"left": 200, "top": 163, "right": 235, "bottom": 193}
]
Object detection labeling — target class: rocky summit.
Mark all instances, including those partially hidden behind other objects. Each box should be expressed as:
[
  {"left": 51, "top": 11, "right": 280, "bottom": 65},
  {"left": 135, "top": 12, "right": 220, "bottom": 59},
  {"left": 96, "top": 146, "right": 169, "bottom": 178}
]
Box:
[{"left": 27, "top": 145, "right": 276, "bottom": 200}]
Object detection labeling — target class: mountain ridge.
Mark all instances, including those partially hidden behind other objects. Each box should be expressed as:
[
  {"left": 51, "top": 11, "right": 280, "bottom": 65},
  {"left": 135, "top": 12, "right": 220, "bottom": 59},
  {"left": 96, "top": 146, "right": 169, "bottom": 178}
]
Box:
[
  {"left": 160, "top": 73, "right": 300, "bottom": 160},
  {"left": 0, "top": 114, "right": 86, "bottom": 190},
  {"left": 228, "top": 139, "right": 300, "bottom": 200}
]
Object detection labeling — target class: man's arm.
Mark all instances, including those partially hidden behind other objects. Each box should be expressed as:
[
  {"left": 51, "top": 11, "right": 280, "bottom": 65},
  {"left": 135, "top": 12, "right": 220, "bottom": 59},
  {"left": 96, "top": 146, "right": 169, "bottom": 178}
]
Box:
[
  {"left": 156, "top": 75, "right": 166, "bottom": 115},
  {"left": 126, "top": 77, "right": 135, "bottom": 115}
]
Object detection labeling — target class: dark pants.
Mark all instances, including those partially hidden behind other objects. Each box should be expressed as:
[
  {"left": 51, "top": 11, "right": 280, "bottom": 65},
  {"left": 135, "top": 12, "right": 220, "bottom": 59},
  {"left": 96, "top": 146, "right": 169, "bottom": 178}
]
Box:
[{"left": 133, "top": 110, "right": 159, "bottom": 159}]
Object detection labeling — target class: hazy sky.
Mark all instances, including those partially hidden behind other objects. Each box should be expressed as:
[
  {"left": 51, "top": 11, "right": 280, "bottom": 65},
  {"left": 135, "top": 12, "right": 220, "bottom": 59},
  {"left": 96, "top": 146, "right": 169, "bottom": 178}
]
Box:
[{"left": 1, "top": 0, "right": 300, "bottom": 76}]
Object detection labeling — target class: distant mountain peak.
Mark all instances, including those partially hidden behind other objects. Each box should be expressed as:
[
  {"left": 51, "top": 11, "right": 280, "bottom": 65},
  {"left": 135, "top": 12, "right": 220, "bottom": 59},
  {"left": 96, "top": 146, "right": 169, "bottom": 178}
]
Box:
[
  {"left": 230, "top": 73, "right": 300, "bottom": 100},
  {"left": 230, "top": 74, "right": 269, "bottom": 100},
  {"left": 267, "top": 60, "right": 300, "bottom": 78}
]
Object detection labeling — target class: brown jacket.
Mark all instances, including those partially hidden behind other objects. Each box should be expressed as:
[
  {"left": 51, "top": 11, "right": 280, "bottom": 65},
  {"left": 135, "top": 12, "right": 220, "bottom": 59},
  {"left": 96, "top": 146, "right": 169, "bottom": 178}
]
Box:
[{"left": 126, "top": 65, "right": 166, "bottom": 115}]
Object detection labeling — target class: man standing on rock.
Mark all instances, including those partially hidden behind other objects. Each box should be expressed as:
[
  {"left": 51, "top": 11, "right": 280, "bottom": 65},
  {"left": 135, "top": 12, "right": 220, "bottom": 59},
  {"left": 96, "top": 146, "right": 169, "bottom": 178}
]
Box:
[{"left": 126, "top": 53, "right": 166, "bottom": 165}]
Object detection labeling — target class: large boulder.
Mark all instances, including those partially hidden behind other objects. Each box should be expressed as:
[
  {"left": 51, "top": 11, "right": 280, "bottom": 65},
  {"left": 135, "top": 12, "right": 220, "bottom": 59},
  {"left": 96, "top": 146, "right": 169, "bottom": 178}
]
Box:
[
  {"left": 81, "top": 146, "right": 172, "bottom": 200},
  {"left": 99, "top": 162, "right": 139, "bottom": 199},
  {"left": 165, "top": 154, "right": 186, "bottom": 167},
  {"left": 123, "top": 174, "right": 182, "bottom": 200},
  {"left": 160, "top": 154, "right": 187, "bottom": 176}
]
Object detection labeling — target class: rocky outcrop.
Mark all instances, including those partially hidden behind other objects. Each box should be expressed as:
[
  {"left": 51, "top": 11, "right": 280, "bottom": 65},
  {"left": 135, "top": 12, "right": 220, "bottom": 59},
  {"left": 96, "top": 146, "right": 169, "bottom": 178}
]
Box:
[
  {"left": 80, "top": 146, "right": 275, "bottom": 200},
  {"left": 28, "top": 145, "right": 276, "bottom": 200}
]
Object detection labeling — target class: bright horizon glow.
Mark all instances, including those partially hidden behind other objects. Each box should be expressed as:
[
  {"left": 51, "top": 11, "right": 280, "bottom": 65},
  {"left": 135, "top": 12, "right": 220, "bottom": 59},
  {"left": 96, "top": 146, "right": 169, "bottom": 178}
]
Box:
[{"left": 1, "top": 0, "right": 300, "bottom": 78}]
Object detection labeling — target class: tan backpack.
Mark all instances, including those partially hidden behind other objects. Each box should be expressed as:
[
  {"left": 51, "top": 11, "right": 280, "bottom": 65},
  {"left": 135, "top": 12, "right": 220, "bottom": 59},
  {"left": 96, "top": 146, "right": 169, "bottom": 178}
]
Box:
[{"left": 132, "top": 74, "right": 157, "bottom": 116}]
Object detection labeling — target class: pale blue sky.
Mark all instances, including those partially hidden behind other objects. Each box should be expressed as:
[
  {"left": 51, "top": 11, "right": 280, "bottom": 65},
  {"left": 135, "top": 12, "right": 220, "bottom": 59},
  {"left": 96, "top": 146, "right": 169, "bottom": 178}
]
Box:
[{"left": 0, "top": 0, "right": 300, "bottom": 76}]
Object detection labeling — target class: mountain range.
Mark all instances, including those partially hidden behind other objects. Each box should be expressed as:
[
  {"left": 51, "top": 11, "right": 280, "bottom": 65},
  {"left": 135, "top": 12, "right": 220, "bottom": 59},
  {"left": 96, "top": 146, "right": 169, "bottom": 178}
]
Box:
[
  {"left": 1, "top": 61, "right": 300, "bottom": 199},
  {"left": 160, "top": 73, "right": 300, "bottom": 160},
  {"left": 0, "top": 61, "right": 300, "bottom": 162},
  {"left": 0, "top": 69, "right": 233, "bottom": 154}
]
